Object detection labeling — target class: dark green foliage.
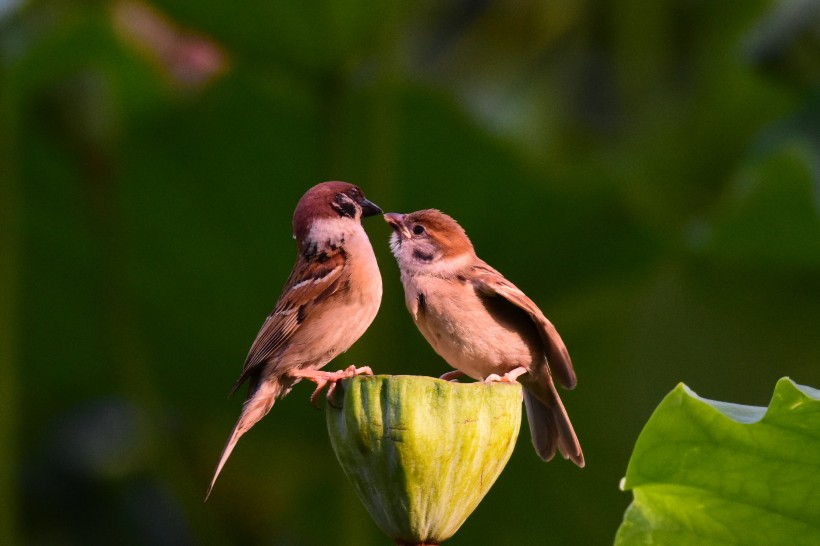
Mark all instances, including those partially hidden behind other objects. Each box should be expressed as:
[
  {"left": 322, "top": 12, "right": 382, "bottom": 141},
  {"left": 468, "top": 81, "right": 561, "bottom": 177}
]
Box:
[{"left": 2, "top": 1, "right": 820, "bottom": 544}]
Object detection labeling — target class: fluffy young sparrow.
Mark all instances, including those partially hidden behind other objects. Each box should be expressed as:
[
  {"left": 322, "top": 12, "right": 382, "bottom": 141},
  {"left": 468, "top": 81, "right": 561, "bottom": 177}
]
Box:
[
  {"left": 206, "top": 182, "right": 383, "bottom": 499},
  {"left": 384, "top": 209, "right": 583, "bottom": 467}
]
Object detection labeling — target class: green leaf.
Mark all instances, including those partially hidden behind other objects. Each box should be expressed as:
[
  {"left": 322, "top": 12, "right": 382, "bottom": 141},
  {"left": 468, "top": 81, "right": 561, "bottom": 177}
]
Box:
[{"left": 616, "top": 378, "right": 820, "bottom": 546}]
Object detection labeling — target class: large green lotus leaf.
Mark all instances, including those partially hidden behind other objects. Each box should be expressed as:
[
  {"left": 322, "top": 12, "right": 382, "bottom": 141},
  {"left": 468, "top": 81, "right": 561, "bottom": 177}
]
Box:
[{"left": 617, "top": 378, "right": 820, "bottom": 546}]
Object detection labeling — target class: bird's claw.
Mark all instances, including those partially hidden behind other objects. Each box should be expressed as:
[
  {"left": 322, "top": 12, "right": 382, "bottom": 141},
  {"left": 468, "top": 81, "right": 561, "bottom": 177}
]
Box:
[
  {"left": 309, "top": 380, "right": 329, "bottom": 409},
  {"left": 484, "top": 367, "right": 528, "bottom": 384},
  {"left": 301, "top": 365, "right": 374, "bottom": 409},
  {"left": 439, "top": 370, "right": 465, "bottom": 382}
]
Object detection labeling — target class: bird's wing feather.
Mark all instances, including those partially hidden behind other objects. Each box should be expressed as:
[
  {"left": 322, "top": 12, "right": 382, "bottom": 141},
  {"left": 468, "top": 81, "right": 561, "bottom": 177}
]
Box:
[
  {"left": 229, "top": 248, "right": 346, "bottom": 394},
  {"left": 469, "top": 260, "right": 576, "bottom": 389}
]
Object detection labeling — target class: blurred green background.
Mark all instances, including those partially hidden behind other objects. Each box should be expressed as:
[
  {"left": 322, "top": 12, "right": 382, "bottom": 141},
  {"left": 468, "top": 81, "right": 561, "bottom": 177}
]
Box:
[{"left": 2, "top": 0, "right": 820, "bottom": 544}]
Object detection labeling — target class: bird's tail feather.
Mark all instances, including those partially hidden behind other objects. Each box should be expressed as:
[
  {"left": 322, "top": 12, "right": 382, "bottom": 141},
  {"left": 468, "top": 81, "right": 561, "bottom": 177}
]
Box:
[
  {"left": 205, "top": 379, "right": 285, "bottom": 500},
  {"left": 523, "top": 384, "right": 584, "bottom": 467}
]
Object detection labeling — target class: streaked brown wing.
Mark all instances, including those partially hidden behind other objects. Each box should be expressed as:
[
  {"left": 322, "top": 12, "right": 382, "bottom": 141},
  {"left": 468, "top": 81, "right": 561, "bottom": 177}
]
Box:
[
  {"left": 469, "top": 260, "right": 576, "bottom": 389},
  {"left": 229, "top": 248, "right": 346, "bottom": 394}
]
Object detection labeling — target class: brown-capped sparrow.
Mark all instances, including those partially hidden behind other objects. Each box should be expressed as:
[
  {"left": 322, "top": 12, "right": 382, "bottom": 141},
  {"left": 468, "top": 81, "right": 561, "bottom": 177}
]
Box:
[
  {"left": 206, "top": 182, "right": 383, "bottom": 499},
  {"left": 384, "top": 209, "right": 584, "bottom": 467}
]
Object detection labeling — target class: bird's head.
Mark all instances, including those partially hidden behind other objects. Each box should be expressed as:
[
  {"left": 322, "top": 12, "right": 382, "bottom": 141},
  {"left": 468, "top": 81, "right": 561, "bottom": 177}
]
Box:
[
  {"left": 292, "top": 182, "right": 382, "bottom": 241},
  {"left": 384, "top": 209, "right": 475, "bottom": 276}
]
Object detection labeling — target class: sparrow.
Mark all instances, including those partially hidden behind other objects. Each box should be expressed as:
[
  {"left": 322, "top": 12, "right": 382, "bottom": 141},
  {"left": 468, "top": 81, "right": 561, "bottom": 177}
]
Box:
[
  {"left": 206, "top": 181, "right": 384, "bottom": 499},
  {"left": 384, "top": 209, "right": 584, "bottom": 467}
]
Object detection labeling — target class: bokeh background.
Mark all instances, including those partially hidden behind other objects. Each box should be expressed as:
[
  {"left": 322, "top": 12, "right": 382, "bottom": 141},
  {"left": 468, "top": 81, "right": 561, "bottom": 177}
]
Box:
[{"left": 3, "top": 0, "right": 820, "bottom": 544}]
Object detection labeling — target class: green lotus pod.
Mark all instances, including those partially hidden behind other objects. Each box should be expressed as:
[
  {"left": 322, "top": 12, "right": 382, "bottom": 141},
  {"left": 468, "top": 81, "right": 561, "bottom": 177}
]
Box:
[{"left": 326, "top": 374, "right": 522, "bottom": 545}]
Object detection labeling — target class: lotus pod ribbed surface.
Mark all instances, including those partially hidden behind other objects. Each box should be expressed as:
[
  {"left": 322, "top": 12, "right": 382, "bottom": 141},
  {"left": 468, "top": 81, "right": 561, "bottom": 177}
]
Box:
[{"left": 326, "top": 375, "right": 522, "bottom": 545}]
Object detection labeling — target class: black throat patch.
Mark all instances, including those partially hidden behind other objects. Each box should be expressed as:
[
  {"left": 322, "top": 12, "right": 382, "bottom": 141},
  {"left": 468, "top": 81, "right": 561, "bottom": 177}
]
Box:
[
  {"left": 417, "top": 292, "right": 426, "bottom": 313},
  {"left": 412, "top": 249, "right": 434, "bottom": 262}
]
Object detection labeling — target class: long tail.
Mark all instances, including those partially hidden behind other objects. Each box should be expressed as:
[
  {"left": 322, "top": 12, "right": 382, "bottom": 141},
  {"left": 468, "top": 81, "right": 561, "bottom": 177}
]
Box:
[
  {"left": 522, "top": 379, "right": 584, "bottom": 467},
  {"left": 205, "top": 379, "right": 286, "bottom": 500}
]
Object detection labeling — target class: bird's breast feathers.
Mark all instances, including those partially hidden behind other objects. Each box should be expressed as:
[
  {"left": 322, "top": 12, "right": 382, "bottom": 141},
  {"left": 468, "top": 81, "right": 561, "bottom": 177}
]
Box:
[{"left": 405, "top": 274, "right": 536, "bottom": 380}]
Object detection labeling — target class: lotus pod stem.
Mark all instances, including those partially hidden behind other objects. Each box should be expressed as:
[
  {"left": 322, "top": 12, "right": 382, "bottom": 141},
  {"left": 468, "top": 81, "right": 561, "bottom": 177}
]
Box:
[{"left": 326, "top": 374, "right": 522, "bottom": 545}]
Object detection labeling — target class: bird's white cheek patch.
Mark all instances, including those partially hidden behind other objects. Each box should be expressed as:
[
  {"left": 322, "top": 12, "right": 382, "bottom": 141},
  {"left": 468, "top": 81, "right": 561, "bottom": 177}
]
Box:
[
  {"left": 308, "top": 217, "right": 356, "bottom": 246},
  {"left": 422, "top": 252, "right": 473, "bottom": 278}
]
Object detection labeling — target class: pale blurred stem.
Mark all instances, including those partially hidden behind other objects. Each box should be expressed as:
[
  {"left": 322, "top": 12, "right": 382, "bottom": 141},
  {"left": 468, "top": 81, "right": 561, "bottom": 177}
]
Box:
[
  {"left": 369, "top": 5, "right": 403, "bottom": 197},
  {"left": 317, "top": 7, "right": 402, "bottom": 188},
  {"left": 318, "top": 69, "right": 347, "bottom": 176},
  {"left": 71, "top": 127, "right": 231, "bottom": 546},
  {"left": 0, "top": 73, "right": 21, "bottom": 546},
  {"left": 315, "top": 11, "right": 405, "bottom": 545}
]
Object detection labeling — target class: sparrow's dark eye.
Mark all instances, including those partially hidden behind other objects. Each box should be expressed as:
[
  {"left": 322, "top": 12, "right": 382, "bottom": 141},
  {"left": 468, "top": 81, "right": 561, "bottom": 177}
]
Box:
[{"left": 412, "top": 225, "right": 425, "bottom": 235}]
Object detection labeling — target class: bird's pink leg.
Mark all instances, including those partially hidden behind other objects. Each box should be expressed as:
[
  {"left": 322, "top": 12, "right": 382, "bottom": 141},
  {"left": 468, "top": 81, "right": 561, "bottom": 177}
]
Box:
[
  {"left": 484, "top": 366, "right": 528, "bottom": 383},
  {"left": 439, "top": 369, "right": 465, "bottom": 382},
  {"left": 292, "top": 365, "right": 373, "bottom": 407}
]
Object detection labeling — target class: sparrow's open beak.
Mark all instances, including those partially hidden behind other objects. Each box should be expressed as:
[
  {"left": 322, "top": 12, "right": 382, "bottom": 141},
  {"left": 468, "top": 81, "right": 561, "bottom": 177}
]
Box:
[
  {"left": 359, "top": 198, "right": 383, "bottom": 218},
  {"left": 384, "top": 213, "right": 412, "bottom": 239}
]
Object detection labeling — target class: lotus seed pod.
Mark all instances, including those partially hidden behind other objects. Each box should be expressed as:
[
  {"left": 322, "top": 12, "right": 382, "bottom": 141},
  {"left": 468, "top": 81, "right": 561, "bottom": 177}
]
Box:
[{"left": 326, "top": 375, "right": 522, "bottom": 545}]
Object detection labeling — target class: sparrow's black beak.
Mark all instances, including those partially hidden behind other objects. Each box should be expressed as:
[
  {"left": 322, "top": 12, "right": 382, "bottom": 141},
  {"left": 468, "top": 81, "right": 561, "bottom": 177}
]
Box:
[
  {"left": 359, "top": 198, "right": 383, "bottom": 218},
  {"left": 384, "top": 213, "right": 412, "bottom": 239}
]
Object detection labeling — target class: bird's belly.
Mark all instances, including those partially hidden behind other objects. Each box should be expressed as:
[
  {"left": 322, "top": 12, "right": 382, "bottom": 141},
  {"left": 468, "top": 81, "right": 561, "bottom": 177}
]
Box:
[
  {"left": 417, "top": 303, "right": 535, "bottom": 381},
  {"left": 285, "top": 274, "right": 382, "bottom": 369}
]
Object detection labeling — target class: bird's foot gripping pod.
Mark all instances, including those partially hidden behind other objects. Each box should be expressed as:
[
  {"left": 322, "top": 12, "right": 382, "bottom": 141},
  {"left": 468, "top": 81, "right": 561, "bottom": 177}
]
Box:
[{"left": 326, "top": 375, "right": 522, "bottom": 545}]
